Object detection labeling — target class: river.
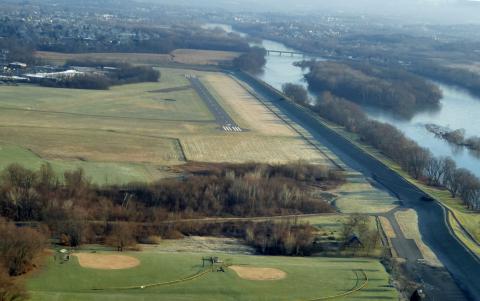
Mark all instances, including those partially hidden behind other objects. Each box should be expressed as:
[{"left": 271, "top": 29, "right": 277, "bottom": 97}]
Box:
[{"left": 204, "top": 23, "right": 480, "bottom": 177}]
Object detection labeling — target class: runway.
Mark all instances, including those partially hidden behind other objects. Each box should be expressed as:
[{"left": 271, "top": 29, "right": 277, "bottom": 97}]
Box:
[{"left": 187, "top": 75, "right": 242, "bottom": 132}]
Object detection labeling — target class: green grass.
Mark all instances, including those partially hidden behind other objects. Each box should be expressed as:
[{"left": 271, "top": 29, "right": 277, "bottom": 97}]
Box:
[
  {"left": 27, "top": 251, "right": 397, "bottom": 301},
  {"left": 0, "top": 68, "right": 220, "bottom": 184},
  {"left": 0, "top": 145, "right": 159, "bottom": 184}
]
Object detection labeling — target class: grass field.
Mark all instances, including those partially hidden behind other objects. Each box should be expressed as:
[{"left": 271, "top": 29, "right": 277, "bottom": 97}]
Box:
[
  {"left": 27, "top": 250, "right": 397, "bottom": 301},
  {"left": 0, "top": 67, "right": 328, "bottom": 184}
]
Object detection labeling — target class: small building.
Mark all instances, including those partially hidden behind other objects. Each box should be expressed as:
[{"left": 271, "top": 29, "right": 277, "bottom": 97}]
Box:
[
  {"left": 8, "top": 62, "right": 27, "bottom": 69},
  {"left": 344, "top": 235, "right": 363, "bottom": 248}
]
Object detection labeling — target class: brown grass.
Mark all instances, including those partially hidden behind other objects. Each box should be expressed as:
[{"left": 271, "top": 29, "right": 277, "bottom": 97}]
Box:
[
  {"left": 74, "top": 253, "right": 140, "bottom": 270},
  {"left": 204, "top": 73, "right": 297, "bottom": 136},
  {"left": 229, "top": 265, "right": 286, "bottom": 281},
  {"left": 379, "top": 216, "right": 396, "bottom": 238},
  {"left": 394, "top": 210, "right": 442, "bottom": 267},
  {"left": 35, "top": 51, "right": 172, "bottom": 66},
  {"left": 171, "top": 49, "right": 239, "bottom": 65},
  {"left": 181, "top": 135, "right": 327, "bottom": 164}
]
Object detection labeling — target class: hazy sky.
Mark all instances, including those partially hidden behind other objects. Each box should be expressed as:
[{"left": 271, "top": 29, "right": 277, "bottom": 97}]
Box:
[{"left": 157, "top": 0, "right": 480, "bottom": 23}]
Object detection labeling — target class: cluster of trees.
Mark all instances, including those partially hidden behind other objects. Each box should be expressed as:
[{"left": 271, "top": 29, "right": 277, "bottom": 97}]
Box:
[
  {"left": 0, "top": 219, "right": 46, "bottom": 301},
  {"left": 285, "top": 85, "right": 480, "bottom": 211},
  {"left": 65, "top": 60, "right": 160, "bottom": 84},
  {"left": 0, "top": 162, "right": 342, "bottom": 244},
  {"left": 244, "top": 221, "right": 316, "bottom": 256},
  {"left": 234, "top": 47, "right": 267, "bottom": 73},
  {"left": 0, "top": 38, "right": 36, "bottom": 65},
  {"left": 425, "top": 124, "right": 480, "bottom": 153},
  {"left": 300, "top": 61, "right": 442, "bottom": 118},
  {"left": 410, "top": 61, "right": 480, "bottom": 97},
  {"left": 341, "top": 214, "right": 381, "bottom": 256},
  {"left": 39, "top": 60, "right": 160, "bottom": 90},
  {"left": 38, "top": 73, "right": 111, "bottom": 90},
  {"left": 282, "top": 83, "right": 309, "bottom": 105}
]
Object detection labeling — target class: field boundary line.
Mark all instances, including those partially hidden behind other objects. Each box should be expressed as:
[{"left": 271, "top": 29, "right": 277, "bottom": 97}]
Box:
[
  {"left": 301, "top": 269, "right": 368, "bottom": 301},
  {"left": 375, "top": 216, "right": 395, "bottom": 258},
  {"left": 93, "top": 266, "right": 213, "bottom": 291},
  {"left": 174, "top": 138, "right": 188, "bottom": 162}
]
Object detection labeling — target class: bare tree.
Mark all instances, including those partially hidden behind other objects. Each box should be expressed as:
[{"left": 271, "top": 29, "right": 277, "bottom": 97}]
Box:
[
  {"left": 0, "top": 263, "right": 27, "bottom": 301},
  {"left": 0, "top": 219, "right": 46, "bottom": 276},
  {"left": 106, "top": 223, "right": 137, "bottom": 252},
  {"left": 425, "top": 157, "right": 448, "bottom": 186}
]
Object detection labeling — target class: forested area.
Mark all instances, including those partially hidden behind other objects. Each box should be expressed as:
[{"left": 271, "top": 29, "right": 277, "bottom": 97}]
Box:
[
  {"left": 0, "top": 162, "right": 342, "bottom": 242},
  {"left": 284, "top": 85, "right": 480, "bottom": 211},
  {"left": 410, "top": 61, "right": 480, "bottom": 97},
  {"left": 300, "top": 61, "right": 442, "bottom": 118}
]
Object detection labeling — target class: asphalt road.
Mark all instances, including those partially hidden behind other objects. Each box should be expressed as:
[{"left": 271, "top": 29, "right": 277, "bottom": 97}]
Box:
[
  {"left": 235, "top": 71, "right": 480, "bottom": 301},
  {"left": 188, "top": 76, "right": 242, "bottom": 132}
]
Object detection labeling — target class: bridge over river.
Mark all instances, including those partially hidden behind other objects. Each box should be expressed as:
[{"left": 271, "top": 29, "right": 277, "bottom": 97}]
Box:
[{"left": 265, "top": 49, "right": 305, "bottom": 57}]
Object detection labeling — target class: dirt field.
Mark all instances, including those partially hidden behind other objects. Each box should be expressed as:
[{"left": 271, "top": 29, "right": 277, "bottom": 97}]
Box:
[
  {"left": 229, "top": 265, "right": 287, "bottom": 281},
  {"left": 171, "top": 49, "right": 239, "bottom": 65},
  {"left": 74, "top": 253, "right": 140, "bottom": 270},
  {"left": 394, "top": 210, "right": 441, "bottom": 266}
]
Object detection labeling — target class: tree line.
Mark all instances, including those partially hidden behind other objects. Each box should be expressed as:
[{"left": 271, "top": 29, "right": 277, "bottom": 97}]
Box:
[
  {"left": 233, "top": 47, "right": 267, "bottom": 73},
  {"left": 299, "top": 60, "right": 442, "bottom": 118},
  {"left": 283, "top": 85, "right": 480, "bottom": 211},
  {"left": 410, "top": 61, "right": 480, "bottom": 98},
  {"left": 38, "top": 60, "right": 160, "bottom": 90},
  {"left": 0, "top": 162, "right": 343, "bottom": 243}
]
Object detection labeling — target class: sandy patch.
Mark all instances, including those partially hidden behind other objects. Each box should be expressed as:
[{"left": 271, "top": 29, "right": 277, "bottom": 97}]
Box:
[
  {"left": 74, "top": 253, "right": 140, "bottom": 270},
  {"left": 172, "top": 49, "right": 239, "bottom": 65},
  {"left": 229, "top": 265, "right": 286, "bottom": 281}
]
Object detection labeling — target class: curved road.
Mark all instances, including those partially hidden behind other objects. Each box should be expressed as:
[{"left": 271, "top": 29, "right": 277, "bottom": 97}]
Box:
[{"left": 234, "top": 71, "right": 480, "bottom": 301}]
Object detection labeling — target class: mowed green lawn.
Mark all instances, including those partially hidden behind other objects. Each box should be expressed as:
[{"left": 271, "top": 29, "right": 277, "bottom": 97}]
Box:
[
  {"left": 0, "top": 68, "right": 216, "bottom": 184},
  {"left": 27, "top": 251, "right": 397, "bottom": 301}
]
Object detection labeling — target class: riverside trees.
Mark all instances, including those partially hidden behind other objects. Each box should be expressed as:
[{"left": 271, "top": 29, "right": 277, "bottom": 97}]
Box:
[
  {"left": 301, "top": 61, "right": 442, "bottom": 118},
  {"left": 284, "top": 84, "right": 480, "bottom": 211}
]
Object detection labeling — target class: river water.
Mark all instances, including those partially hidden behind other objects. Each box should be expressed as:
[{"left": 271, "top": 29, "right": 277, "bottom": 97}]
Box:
[{"left": 205, "top": 23, "right": 480, "bottom": 177}]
